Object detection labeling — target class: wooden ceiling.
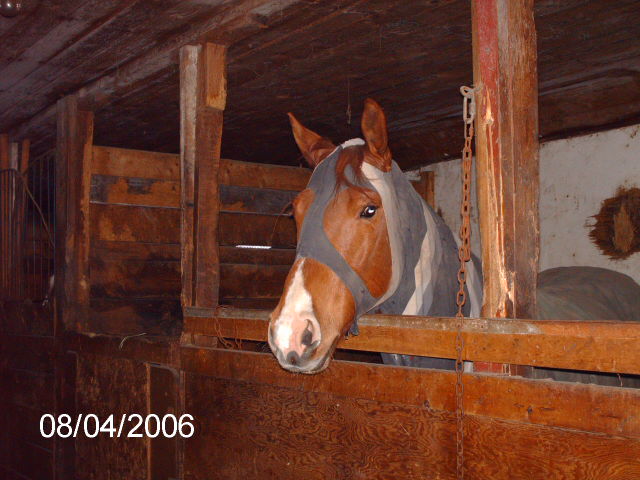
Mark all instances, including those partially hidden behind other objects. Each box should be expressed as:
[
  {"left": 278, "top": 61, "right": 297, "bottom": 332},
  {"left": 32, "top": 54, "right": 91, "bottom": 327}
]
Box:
[{"left": 2, "top": 0, "right": 640, "bottom": 169}]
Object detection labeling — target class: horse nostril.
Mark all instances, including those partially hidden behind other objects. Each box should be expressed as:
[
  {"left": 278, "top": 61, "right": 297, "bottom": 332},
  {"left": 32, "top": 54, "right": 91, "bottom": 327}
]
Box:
[
  {"left": 301, "top": 321, "right": 314, "bottom": 347},
  {"left": 286, "top": 351, "right": 300, "bottom": 366}
]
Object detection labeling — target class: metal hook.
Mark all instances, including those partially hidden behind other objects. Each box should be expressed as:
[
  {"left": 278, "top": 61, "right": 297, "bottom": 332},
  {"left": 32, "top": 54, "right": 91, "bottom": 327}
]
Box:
[{"left": 460, "top": 86, "right": 476, "bottom": 125}]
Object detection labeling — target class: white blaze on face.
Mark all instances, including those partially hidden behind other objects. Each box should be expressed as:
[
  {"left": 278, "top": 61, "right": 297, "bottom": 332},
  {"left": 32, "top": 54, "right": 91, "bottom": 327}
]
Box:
[{"left": 272, "top": 259, "right": 316, "bottom": 353}]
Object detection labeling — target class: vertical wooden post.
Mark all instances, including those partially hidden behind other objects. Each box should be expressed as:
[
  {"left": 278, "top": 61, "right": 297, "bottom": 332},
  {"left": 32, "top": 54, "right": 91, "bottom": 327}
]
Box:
[
  {"left": 180, "top": 43, "right": 227, "bottom": 310},
  {"left": 55, "top": 95, "right": 94, "bottom": 332},
  {"left": 20, "top": 139, "right": 30, "bottom": 174},
  {"left": 472, "top": 0, "right": 539, "bottom": 374},
  {"left": 0, "top": 135, "right": 9, "bottom": 297},
  {"left": 0, "top": 134, "right": 9, "bottom": 169}
]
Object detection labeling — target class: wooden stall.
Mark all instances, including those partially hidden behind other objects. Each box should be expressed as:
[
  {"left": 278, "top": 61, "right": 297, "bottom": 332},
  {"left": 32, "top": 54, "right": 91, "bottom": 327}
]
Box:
[{"left": 1, "top": 1, "right": 639, "bottom": 480}]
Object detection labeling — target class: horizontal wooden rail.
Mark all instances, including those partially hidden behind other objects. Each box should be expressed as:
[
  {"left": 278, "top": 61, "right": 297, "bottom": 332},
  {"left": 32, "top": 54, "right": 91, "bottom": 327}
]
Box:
[{"left": 184, "top": 307, "right": 640, "bottom": 375}]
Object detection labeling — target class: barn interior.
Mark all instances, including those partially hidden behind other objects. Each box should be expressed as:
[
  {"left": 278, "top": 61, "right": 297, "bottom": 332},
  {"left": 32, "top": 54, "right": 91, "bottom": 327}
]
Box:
[{"left": 1, "top": 1, "right": 640, "bottom": 479}]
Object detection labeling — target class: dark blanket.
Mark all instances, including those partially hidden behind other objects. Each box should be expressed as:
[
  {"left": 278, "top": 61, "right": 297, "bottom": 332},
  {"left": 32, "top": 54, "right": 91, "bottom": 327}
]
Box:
[{"left": 537, "top": 266, "right": 640, "bottom": 322}]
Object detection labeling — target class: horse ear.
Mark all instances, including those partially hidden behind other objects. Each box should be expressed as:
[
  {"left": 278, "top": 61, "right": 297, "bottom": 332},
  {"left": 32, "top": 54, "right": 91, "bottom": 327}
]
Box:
[
  {"left": 361, "top": 98, "right": 392, "bottom": 172},
  {"left": 288, "top": 113, "right": 336, "bottom": 168}
]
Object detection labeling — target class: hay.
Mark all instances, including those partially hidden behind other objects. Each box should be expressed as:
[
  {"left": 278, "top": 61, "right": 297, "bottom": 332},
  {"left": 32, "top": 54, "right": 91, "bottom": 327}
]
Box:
[{"left": 589, "top": 187, "right": 640, "bottom": 260}]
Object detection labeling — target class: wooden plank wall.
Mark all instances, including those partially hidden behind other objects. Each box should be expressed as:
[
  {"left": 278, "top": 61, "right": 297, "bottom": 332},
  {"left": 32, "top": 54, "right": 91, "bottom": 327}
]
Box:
[
  {"left": 89, "top": 146, "right": 182, "bottom": 335},
  {"left": 0, "top": 302, "right": 56, "bottom": 480},
  {"left": 181, "top": 347, "right": 640, "bottom": 480},
  {"left": 217, "top": 159, "right": 309, "bottom": 309},
  {"left": 88, "top": 144, "right": 311, "bottom": 329}
]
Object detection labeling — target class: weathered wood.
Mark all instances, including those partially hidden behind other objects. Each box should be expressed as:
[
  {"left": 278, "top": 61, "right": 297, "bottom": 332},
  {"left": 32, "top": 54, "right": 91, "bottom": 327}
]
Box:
[
  {"left": 75, "top": 354, "right": 148, "bottom": 480},
  {"left": 218, "top": 297, "right": 280, "bottom": 310},
  {"left": 90, "top": 174, "right": 180, "bottom": 208},
  {"left": 90, "top": 177, "right": 297, "bottom": 212},
  {"left": 183, "top": 309, "right": 640, "bottom": 376},
  {"left": 0, "top": 334, "right": 55, "bottom": 373},
  {"left": 55, "top": 95, "right": 94, "bottom": 332},
  {"left": 182, "top": 348, "right": 640, "bottom": 480},
  {"left": 2, "top": 368, "right": 54, "bottom": 412},
  {"left": 0, "top": 134, "right": 9, "bottom": 169},
  {"left": 54, "top": 350, "right": 77, "bottom": 480},
  {"left": 20, "top": 139, "right": 30, "bottom": 174},
  {"left": 0, "top": 301, "right": 54, "bottom": 336},
  {"left": 473, "top": 0, "right": 540, "bottom": 320},
  {"left": 148, "top": 365, "right": 180, "bottom": 480},
  {"left": 180, "top": 43, "right": 227, "bottom": 310},
  {"left": 220, "top": 184, "right": 298, "bottom": 214},
  {"left": 219, "top": 212, "right": 297, "bottom": 248},
  {"left": 219, "top": 158, "right": 311, "bottom": 191},
  {"left": 90, "top": 204, "right": 180, "bottom": 244},
  {"left": 220, "top": 264, "right": 290, "bottom": 299},
  {"left": 219, "top": 246, "right": 296, "bottom": 265},
  {"left": 89, "top": 297, "right": 181, "bottom": 336},
  {"left": 91, "top": 146, "right": 179, "bottom": 180},
  {"left": 91, "top": 240, "right": 180, "bottom": 262},
  {"left": 90, "top": 257, "right": 180, "bottom": 298},
  {"left": 65, "top": 333, "right": 175, "bottom": 366}
]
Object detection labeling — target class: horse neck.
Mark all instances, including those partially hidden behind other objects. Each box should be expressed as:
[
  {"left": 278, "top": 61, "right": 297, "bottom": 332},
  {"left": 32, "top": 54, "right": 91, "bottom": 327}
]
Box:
[{"left": 372, "top": 164, "right": 466, "bottom": 317}]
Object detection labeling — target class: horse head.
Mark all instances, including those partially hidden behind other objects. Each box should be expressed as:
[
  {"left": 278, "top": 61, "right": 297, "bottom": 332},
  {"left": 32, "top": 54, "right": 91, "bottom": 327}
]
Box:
[{"left": 268, "top": 99, "right": 413, "bottom": 373}]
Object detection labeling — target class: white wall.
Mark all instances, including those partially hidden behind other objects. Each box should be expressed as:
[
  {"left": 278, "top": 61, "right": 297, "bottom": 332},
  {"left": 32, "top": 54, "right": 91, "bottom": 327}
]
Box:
[{"left": 418, "top": 123, "right": 640, "bottom": 284}]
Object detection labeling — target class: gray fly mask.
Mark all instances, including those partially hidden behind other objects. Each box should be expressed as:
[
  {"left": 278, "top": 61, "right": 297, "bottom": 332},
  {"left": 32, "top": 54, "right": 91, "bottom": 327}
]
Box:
[{"left": 295, "top": 141, "right": 428, "bottom": 335}]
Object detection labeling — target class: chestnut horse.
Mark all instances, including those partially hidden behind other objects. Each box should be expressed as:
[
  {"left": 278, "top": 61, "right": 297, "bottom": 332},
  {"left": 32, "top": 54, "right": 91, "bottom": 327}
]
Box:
[{"left": 268, "top": 99, "right": 640, "bottom": 382}]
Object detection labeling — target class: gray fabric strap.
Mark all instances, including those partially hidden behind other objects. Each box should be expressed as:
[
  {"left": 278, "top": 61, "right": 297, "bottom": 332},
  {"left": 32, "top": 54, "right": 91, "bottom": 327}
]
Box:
[{"left": 296, "top": 147, "right": 378, "bottom": 334}]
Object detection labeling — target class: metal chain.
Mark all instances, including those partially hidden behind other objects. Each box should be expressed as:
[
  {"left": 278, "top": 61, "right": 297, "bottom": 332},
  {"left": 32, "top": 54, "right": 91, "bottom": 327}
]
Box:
[{"left": 455, "top": 85, "right": 476, "bottom": 480}]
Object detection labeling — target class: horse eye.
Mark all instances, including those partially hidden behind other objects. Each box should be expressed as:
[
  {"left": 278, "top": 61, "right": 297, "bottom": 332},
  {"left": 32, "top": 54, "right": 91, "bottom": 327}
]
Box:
[{"left": 360, "top": 205, "right": 378, "bottom": 218}]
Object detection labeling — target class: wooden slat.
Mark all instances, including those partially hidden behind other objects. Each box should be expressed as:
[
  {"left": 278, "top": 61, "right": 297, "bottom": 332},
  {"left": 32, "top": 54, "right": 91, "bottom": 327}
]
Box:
[
  {"left": 219, "top": 246, "right": 296, "bottom": 265},
  {"left": 91, "top": 146, "right": 179, "bottom": 180},
  {"left": 473, "top": 0, "right": 540, "bottom": 319},
  {"left": 65, "top": 333, "right": 175, "bottom": 366},
  {"left": 89, "top": 297, "right": 181, "bottom": 336},
  {"left": 220, "top": 184, "right": 297, "bottom": 214},
  {"left": 181, "top": 347, "right": 640, "bottom": 444},
  {"left": 90, "top": 258, "right": 180, "bottom": 298},
  {"left": 218, "top": 297, "right": 279, "bottom": 310},
  {"left": 183, "top": 309, "right": 640, "bottom": 375},
  {"left": 90, "top": 204, "right": 179, "bottom": 244},
  {"left": 220, "top": 158, "right": 311, "bottom": 191},
  {"left": 220, "top": 264, "right": 289, "bottom": 299},
  {"left": 90, "top": 174, "right": 180, "bottom": 208},
  {"left": 219, "top": 212, "right": 297, "bottom": 248},
  {"left": 91, "top": 240, "right": 180, "bottom": 262},
  {"left": 55, "top": 95, "right": 94, "bottom": 332}
]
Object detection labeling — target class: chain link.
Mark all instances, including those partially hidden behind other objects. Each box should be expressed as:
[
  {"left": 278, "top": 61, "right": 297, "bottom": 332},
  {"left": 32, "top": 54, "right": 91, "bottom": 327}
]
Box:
[{"left": 455, "top": 85, "right": 475, "bottom": 480}]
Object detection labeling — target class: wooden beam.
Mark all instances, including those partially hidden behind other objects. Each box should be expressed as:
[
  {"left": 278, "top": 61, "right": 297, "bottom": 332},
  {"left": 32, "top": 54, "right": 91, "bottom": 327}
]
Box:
[
  {"left": 183, "top": 309, "right": 640, "bottom": 376},
  {"left": 472, "top": 0, "right": 539, "bottom": 320},
  {"left": 180, "top": 43, "right": 227, "bottom": 310},
  {"left": 55, "top": 95, "right": 94, "bottom": 332}
]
